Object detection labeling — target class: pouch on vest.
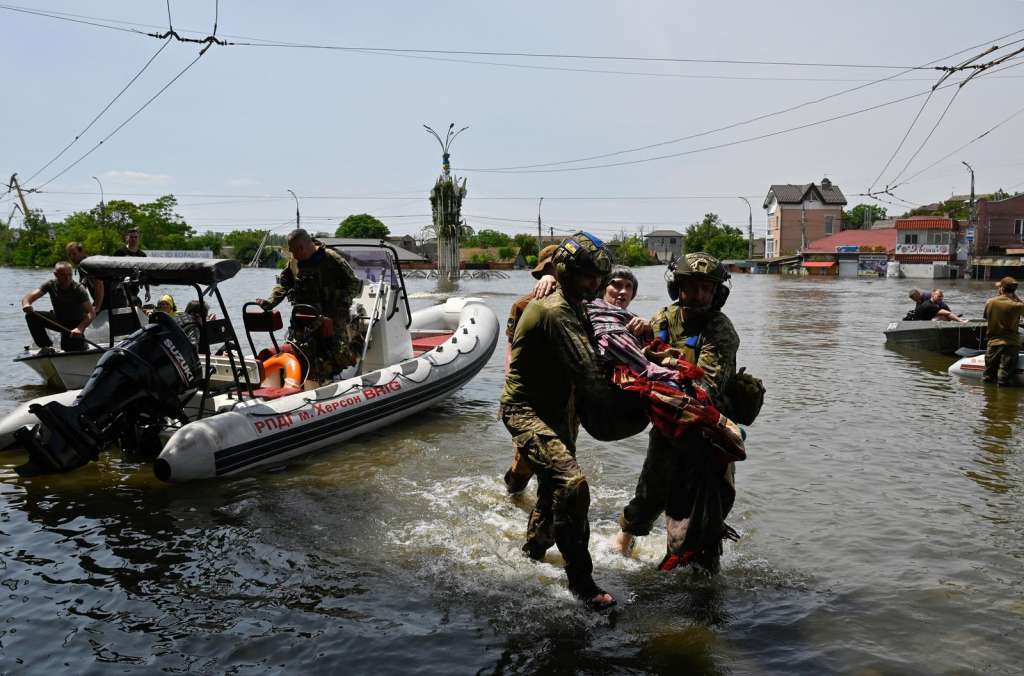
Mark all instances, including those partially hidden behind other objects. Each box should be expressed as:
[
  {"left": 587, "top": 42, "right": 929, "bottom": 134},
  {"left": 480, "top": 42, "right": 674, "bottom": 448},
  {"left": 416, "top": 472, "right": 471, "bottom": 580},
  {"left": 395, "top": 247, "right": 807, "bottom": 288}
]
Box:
[{"left": 724, "top": 367, "right": 765, "bottom": 426}]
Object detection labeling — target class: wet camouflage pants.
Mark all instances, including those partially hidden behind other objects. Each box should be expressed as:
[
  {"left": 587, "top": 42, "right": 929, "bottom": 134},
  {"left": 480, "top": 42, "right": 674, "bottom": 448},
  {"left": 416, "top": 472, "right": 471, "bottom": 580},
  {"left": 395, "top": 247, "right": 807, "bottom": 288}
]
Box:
[
  {"left": 985, "top": 342, "right": 1019, "bottom": 384},
  {"left": 620, "top": 427, "right": 736, "bottom": 571},
  {"left": 290, "top": 317, "right": 357, "bottom": 382},
  {"left": 501, "top": 407, "right": 595, "bottom": 590}
]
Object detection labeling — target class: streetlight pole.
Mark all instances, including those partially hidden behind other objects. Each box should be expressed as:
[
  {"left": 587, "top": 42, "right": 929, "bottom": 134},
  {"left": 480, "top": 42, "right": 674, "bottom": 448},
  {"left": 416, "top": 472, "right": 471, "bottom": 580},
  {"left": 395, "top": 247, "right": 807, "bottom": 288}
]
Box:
[
  {"left": 737, "top": 196, "right": 753, "bottom": 259},
  {"left": 287, "top": 189, "right": 300, "bottom": 229},
  {"left": 962, "top": 161, "right": 976, "bottom": 277},
  {"left": 92, "top": 175, "right": 106, "bottom": 245},
  {"left": 537, "top": 196, "right": 544, "bottom": 249}
]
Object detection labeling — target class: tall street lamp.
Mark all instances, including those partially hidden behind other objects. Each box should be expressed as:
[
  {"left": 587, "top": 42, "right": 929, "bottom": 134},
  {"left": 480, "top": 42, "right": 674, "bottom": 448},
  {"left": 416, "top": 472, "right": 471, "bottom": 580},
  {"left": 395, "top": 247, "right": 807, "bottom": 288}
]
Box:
[
  {"left": 287, "top": 189, "right": 300, "bottom": 229},
  {"left": 92, "top": 175, "right": 106, "bottom": 244},
  {"left": 737, "top": 196, "right": 753, "bottom": 259}
]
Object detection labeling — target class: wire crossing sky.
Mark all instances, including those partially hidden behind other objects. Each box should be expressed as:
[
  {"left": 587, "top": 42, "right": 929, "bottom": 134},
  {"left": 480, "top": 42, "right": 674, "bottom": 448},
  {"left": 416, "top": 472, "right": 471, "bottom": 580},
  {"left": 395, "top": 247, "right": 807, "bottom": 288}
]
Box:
[{"left": 3, "top": 0, "right": 1024, "bottom": 240}]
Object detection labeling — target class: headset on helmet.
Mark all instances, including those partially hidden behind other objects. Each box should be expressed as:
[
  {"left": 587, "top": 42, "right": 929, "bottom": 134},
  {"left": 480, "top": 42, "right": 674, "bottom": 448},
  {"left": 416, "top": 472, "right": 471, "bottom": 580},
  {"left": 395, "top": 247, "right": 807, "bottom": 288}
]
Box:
[
  {"left": 553, "top": 231, "right": 612, "bottom": 278},
  {"left": 665, "top": 252, "right": 731, "bottom": 310}
]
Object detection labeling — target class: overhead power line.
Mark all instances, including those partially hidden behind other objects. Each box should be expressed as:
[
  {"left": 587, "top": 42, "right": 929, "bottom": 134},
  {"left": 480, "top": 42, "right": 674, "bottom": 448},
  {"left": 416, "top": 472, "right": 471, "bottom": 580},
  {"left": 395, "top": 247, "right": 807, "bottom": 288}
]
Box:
[
  {"left": 23, "top": 39, "right": 172, "bottom": 186},
  {"left": 458, "top": 29, "right": 1024, "bottom": 173}
]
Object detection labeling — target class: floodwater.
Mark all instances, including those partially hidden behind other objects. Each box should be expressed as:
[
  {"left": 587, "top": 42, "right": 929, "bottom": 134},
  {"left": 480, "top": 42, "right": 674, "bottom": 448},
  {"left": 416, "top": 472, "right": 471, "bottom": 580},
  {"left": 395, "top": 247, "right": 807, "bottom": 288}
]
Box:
[{"left": 1, "top": 265, "right": 1021, "bottom": 675}]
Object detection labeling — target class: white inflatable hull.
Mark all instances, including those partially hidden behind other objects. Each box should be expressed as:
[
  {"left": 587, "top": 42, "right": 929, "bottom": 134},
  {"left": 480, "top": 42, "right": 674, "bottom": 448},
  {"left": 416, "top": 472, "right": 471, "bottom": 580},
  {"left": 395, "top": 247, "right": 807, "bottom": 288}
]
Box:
[
  {"left": 948, "top": 352, "right": 1024, "bottom": 385},
  {"left": 0, "top": 390, "right": 81, "bottom": 450},
  {"left": 154, "top": 298, "right": 498, "bottom": 482}
]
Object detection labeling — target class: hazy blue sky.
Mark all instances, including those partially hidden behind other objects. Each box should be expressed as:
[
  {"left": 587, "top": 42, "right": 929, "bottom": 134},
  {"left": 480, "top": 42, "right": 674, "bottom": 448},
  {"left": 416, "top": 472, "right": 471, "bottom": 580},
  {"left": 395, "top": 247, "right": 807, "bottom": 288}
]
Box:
[{"left": 3, "top": 1, "right": 1024, "bottom": 241}]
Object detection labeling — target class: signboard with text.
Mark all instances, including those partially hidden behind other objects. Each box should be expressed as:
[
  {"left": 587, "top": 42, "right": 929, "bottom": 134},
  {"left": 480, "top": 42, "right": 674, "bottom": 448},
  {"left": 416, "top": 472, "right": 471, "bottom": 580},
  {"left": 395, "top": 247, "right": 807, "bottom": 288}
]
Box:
[{"left": 895, "top": 244, "right": 950, "bottom": 255}]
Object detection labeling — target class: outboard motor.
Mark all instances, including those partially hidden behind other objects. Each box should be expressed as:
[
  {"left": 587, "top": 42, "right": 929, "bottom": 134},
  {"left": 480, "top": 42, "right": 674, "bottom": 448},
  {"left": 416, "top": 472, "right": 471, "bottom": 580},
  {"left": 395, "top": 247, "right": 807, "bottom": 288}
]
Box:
[{"left": 15, "top": 312, "right": 201, "bottom": 476}]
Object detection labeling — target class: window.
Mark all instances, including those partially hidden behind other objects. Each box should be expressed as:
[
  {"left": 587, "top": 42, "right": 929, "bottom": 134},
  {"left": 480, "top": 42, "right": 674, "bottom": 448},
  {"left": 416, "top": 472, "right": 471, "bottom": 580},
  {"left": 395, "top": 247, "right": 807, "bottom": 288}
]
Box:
[
  {"left": 669, "top": 238, "right": 676, "bottom": 244},
  {"left": 927, "top": 231, "right": 950, "bottom": 245},
  {"left": 903, "top": 233, "right": 919, "bottom": 244},
  {"left": 1016, "top": 219, "right": 1024, "bottom": 238},
  {"left": 824, "top": 215, "right": 834, "bottom": 235}
]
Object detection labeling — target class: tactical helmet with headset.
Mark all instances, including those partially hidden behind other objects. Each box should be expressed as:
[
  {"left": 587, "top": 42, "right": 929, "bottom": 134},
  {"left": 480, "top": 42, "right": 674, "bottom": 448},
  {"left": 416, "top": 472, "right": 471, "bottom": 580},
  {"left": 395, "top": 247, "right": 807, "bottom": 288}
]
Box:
[
  {"left": 664, "top": 252, "right": 731, "bottom": 311},
  {"left": 553, "top": 231, "right": 612, "bottom": 289}
]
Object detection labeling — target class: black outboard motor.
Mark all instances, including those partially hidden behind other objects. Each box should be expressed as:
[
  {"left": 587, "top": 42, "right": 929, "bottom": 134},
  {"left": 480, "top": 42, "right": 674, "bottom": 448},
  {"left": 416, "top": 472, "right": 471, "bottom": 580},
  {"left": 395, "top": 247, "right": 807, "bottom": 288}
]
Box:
[{"left": 15, "top": 312, "right": 201, "bottom": 476}]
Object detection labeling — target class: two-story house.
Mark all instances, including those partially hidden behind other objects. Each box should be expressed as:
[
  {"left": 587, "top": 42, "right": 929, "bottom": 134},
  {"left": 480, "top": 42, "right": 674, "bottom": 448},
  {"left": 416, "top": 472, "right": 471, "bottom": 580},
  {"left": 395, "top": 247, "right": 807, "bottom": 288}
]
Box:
[
  {"left": 893, "top": 216, "right": 964, "bottom": 278},
  {"left": 976, "top": 193, "right": 1024, "bottom": 255},
  {"left": 644, "top": 229, "right": 684, "bottom": 263},
  {"left": 763, "top": 178, "right": 847, "bottom": 257}
]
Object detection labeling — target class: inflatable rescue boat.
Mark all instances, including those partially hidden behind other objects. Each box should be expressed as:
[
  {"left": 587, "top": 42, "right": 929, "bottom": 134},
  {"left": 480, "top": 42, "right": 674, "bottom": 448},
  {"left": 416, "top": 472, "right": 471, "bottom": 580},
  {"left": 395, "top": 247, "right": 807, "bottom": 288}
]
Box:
[{"left": 0, "top": 244, "right": 499, "bottom": 482}]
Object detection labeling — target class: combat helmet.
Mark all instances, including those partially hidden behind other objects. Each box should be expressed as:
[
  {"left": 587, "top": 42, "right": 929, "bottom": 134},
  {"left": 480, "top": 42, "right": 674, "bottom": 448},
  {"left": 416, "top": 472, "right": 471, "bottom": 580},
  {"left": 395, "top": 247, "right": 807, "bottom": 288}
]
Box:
[
  {"left": 554, "top": 231, "right": 612, "bottom": 277},
  {"left": 665, "top": 252, "right": 731, "bottom": 310}
]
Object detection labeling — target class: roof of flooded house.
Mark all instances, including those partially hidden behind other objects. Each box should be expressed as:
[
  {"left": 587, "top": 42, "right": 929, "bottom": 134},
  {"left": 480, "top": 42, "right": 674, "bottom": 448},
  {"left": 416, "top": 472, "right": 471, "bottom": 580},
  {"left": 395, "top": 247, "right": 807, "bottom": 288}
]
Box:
[
  {"left": 893, "top": 217, "right": 957, "bottom": 230},
  {"left": 765, "top": 180, "right": 847, "bottom": 207},
  {"left": 804, "top": 228, "right": 897, "bottom": 253}
]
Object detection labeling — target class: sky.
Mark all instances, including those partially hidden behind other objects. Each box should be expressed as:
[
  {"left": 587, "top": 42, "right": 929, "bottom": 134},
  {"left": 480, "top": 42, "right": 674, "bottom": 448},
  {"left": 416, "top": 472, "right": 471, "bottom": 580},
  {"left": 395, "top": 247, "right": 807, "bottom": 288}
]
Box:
[{"left": 3, "top": 0, "right": 1024, "bottom": 242}]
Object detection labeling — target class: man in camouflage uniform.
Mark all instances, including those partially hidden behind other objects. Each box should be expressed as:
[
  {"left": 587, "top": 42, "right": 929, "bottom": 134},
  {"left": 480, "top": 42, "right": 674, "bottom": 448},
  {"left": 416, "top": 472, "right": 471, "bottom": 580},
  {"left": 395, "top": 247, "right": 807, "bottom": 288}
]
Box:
[
  {"left": 502, "top": 243, "right": 559, "bottom": 493},
  {"left": 500, "top": 232, "right": 619, "bottom": 609},
  {"left": 610, "top": 252, "right": 741, "bottom": 574},
  {"left": 256, "top": 229, "right": 363, "bottom": 381}
]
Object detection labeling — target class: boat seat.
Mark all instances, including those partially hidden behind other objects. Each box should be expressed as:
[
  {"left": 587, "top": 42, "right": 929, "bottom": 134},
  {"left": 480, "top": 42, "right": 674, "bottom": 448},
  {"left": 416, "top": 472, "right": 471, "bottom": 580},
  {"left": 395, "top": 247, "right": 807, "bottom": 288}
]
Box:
[
  {"left": 251, "top": 385, "right": 303, "bottom": 400},
  {"left": 411, "top": 331, "right": 453, "bottom": 357}
]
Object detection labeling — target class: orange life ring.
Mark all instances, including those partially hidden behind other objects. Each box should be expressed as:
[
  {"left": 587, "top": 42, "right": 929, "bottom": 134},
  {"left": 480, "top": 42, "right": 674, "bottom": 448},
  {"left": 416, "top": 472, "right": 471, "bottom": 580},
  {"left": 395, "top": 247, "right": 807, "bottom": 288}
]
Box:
[{"left": 261, "top": 352, "right": 302, "bottom": 388}]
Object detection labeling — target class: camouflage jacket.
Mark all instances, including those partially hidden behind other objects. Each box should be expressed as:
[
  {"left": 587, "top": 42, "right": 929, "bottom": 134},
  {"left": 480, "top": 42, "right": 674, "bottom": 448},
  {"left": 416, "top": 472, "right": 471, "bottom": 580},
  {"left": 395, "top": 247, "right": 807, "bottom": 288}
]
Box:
[
  {"left": 501, "top": 289, "right": 619, "bottom": 441},
  {"left": 649, "top": 303, "right": 739, "bottom": 406},
  {"left": 265, "top": 244, "right": 362, "bottom": 322}
]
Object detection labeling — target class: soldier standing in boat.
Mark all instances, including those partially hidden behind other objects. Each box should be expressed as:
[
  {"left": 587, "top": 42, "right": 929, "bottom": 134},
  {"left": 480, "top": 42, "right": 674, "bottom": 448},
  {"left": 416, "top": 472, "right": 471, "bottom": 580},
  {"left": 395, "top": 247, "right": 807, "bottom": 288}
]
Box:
[
  {"left": 500, "top": 232, "right": 620, "bottom": 610},
  {"left": 609, "top": 252, "right": 745, "bottom": 574},
  {"left": 983, "top": 276, "right": 1024, "bottom": 386},
  {"left": 256, "top": 229, "right": 363, "bottom": 382}
]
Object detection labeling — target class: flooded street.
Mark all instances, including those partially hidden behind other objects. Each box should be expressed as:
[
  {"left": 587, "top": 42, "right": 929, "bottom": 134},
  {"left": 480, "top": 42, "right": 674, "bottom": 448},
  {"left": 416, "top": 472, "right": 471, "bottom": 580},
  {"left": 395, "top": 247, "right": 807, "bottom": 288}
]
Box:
[{"left": 1, "top": 266, "right": 1021, "bottom": 674}]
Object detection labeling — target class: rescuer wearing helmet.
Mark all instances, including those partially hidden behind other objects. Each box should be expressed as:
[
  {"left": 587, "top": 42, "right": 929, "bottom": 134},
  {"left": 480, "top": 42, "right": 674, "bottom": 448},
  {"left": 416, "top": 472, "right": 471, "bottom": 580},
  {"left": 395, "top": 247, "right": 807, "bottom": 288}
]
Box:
[
  {"left": 500, "top": 231, "right": 620, "bottom": 609},
  {"left": 610, "top": 252, "right": 742, "bottom": 574}
]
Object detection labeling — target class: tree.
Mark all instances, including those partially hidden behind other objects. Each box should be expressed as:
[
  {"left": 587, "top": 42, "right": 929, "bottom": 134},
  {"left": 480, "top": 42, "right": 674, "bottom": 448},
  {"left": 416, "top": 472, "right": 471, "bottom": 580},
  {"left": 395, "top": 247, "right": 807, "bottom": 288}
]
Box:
[
  {"left": 681, "top": 213, "right": 748, "bottom": 260},
  {"left": 336, "top": 213, "right": 389, "bottom": 239},
  {"left": 471, "top": 229, "right": 512, "bottom": 248},
  {"left": 497, "top": 245, "right": 516, "bottom": 260},
  {"left": 842, "top": 204, "right": 887, "bottom": 230},
  {"left": 613, "top": 235, "right": 658, "bottom": 266},
  {"left": 513, "top": 233, "right": 538, "bottom": 258}
]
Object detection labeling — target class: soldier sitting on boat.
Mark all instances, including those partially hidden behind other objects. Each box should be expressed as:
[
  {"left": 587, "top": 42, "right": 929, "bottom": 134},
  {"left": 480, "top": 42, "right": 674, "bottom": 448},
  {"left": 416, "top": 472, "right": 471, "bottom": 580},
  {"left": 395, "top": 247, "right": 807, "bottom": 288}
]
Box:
[
  {"left": 21, "top": 262, "right": 96, "bottom": 355},
  {"left": 255, "top": 229, "right": 363, "bottom": 382}
]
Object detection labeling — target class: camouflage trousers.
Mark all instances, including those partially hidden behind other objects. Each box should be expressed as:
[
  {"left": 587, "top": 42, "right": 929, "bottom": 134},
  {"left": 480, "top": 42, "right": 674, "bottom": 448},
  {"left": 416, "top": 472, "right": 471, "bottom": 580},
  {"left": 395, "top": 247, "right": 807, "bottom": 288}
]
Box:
[
  {"left": 290, "top": 317, "right": 358, "bottom": 382},
  {"left": 500, "top": 405, "right": 596, "bottom": 592},
  {"left": 620, "top": 426, "right": 736, "bottom": 573}
]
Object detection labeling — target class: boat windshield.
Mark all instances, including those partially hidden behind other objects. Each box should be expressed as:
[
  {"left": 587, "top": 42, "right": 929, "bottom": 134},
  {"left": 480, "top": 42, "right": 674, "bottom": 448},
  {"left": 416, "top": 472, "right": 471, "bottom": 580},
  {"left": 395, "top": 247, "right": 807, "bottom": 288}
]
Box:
[{"left": 333, "top": 246, "right": 402, "bottom": 289}]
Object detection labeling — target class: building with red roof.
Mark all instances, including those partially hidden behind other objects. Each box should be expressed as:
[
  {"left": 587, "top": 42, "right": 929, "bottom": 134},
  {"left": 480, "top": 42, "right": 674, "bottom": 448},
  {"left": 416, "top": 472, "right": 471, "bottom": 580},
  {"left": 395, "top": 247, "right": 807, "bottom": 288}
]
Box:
[{"left": 801, "top": 228, "right": 897, "bottom": 277}]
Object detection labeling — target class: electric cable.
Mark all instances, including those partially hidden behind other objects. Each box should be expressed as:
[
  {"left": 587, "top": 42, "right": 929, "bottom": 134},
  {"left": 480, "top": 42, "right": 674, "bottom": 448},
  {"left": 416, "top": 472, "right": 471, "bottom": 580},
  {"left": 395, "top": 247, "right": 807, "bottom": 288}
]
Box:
[{"left": 23, "top": 39, "right": 172, "bottom": 186}]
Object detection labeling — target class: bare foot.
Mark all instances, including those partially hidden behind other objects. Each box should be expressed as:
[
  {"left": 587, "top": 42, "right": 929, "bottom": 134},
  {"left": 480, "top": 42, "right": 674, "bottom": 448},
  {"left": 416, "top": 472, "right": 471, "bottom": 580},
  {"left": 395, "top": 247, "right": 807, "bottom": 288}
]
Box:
[
  {"left": 609, "top": 531, "right": 635, "bottom": 556},
  {"left": 586, "top": 591, "right": 616, "bottom": 610}
]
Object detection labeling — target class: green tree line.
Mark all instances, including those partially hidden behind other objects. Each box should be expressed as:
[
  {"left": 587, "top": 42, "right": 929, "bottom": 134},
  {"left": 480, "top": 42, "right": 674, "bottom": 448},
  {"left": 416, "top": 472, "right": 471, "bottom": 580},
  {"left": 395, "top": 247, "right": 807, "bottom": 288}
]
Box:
[{"left": 0, "top": 195, "right": 289, "bottom": 267}]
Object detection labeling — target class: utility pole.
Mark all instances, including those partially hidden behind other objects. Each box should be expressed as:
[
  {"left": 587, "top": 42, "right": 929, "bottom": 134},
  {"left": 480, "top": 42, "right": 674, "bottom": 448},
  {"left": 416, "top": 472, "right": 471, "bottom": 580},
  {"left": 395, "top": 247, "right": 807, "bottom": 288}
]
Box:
[
  {"left": 549, "top": 225, "right": 554, "bottom": 240},
  {"left": 537, "top": 197, "right": 543, "bottom": 249},
  {"left": 737, "top": 196, "right": 753, "bottom": 259},
  {"left": 8, "top": 173, "right": 30, "bottom": 220},
  {"left": 800, "top": 201, "right": 807, "bottom": 252}
]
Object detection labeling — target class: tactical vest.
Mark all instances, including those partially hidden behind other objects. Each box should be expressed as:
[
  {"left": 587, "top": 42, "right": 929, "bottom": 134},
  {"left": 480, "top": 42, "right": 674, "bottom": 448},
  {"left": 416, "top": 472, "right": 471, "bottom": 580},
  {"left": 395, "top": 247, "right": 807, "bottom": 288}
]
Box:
[
  {"left": 657, "top": 303, "right": 701, "bottom": 364},
  {"left": 288, "top": 247, "right": 351, "bottom": 318}
]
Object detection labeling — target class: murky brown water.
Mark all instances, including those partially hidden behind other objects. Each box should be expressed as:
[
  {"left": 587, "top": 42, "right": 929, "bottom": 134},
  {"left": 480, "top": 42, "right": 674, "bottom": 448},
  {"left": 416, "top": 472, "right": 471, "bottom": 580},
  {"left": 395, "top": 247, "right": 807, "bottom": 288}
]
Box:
[{"left": 1, "top": 266, "right": 1022, "bottom": 674}]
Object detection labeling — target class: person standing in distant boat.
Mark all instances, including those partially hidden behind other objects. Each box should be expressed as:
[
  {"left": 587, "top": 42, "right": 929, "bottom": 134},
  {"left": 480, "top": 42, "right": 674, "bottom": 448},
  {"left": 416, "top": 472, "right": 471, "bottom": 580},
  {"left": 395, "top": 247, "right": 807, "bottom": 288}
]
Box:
[
  {"left": 983, "top": 277, "right": 1024, "bottom": 386},
  {"left": 113, "top": 227, "right": 147, "bottom": 306},
  {"left": 65, "top": 241, "right": 104, "bottom": 311}
]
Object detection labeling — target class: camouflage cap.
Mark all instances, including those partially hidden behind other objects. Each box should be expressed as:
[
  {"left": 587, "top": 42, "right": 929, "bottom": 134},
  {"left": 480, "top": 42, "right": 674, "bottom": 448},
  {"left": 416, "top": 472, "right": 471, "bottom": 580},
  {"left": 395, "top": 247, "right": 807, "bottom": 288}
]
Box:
[
  {"left": 554, "top": 232, "right": 612, "bottom": 277},
  {"left": 531, "top": 244, "right": 560, "bottom": 279}
]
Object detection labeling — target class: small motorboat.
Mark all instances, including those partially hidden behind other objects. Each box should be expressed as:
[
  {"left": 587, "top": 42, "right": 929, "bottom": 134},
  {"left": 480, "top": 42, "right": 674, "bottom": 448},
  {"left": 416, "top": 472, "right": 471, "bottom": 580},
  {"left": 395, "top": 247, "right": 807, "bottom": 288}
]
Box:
[
  {"left": 883, "top": 319, "right": 987, "bottom": 354},
  {"left": 0, "top": 243, "right": 499, "bottom": 482},
  {"left": 15, "top": 305, "right": 150, "bottom": 390},
  {"left": 948, "top": 348, "right": 1024, "bottom": 385}
]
